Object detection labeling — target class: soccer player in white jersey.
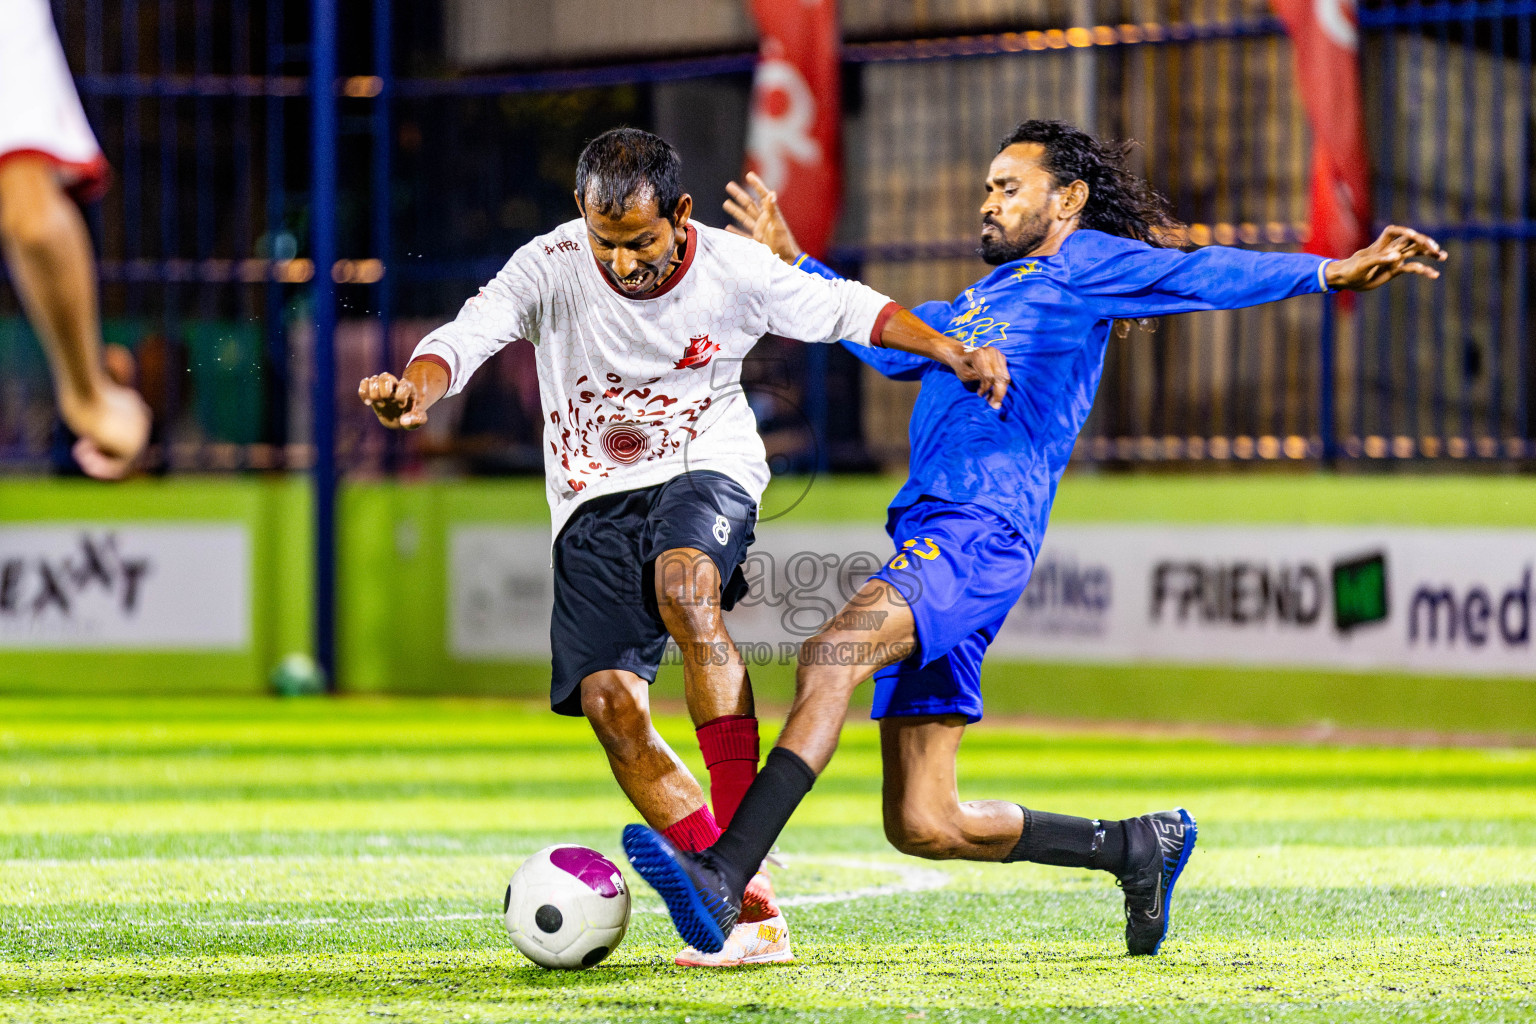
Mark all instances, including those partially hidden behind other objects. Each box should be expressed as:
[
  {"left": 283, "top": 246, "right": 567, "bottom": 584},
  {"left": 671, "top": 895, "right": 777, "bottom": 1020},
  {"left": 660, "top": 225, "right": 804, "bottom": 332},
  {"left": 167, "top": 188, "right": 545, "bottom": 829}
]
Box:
[
  {"left": 360, "top": 128, "right": 1008, "bottom": 966},
  {"left": 0, "top": 0, "right": 151, "bottom": 478}
]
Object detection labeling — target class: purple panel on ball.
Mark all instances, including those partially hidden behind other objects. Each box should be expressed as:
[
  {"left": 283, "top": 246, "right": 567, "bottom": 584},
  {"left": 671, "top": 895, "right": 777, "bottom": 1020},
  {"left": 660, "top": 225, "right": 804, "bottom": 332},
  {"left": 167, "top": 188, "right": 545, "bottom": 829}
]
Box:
[{"left": 549, "top": 846, "right": 623, "bottom": 898}]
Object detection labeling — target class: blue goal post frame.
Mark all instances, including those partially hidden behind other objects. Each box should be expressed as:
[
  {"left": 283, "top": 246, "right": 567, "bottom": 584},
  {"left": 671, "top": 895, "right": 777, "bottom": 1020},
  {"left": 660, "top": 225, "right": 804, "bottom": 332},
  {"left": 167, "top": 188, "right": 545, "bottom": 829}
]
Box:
[{"left": 310, "top": 0, "right": 338, "bottom": 689}]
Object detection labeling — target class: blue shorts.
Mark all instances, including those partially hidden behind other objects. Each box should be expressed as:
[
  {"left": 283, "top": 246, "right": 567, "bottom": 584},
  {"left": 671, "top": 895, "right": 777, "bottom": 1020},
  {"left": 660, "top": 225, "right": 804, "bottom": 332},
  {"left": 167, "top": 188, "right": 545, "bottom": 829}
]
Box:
[{"left": 868, "top": 499, "right": 1034, "bottom": 723}]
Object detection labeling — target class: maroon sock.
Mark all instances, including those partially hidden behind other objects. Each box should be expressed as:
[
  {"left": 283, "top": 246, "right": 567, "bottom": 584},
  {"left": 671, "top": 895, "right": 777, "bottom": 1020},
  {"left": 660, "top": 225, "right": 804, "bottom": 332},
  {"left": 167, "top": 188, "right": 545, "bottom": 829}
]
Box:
[
  {"left": 661, "top": 804, "right": 722, "bottom": 854},
  {"left": 696, "top": 715, "right": 760, "bottom": 829}
]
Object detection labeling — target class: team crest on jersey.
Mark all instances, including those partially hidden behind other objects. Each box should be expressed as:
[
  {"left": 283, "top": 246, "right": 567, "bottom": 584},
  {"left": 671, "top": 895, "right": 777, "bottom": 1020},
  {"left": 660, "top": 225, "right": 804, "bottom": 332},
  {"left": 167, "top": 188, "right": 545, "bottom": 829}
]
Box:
[
  {"left": 945, "top": 290, "right": 1009, "bottom": 348},
  {"left": 674, "top": 334, "right": 720, "bottom": 370}
]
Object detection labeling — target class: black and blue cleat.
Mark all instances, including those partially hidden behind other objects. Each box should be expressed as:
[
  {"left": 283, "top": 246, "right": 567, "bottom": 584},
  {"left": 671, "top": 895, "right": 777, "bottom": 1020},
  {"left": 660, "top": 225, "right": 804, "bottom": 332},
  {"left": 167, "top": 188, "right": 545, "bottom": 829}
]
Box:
[
  {"left": 622, "top": 824, "right": 741, "bottom": 955},
  {"left": 1118, "top": 807, "right": 1198, "bottom": 956}
]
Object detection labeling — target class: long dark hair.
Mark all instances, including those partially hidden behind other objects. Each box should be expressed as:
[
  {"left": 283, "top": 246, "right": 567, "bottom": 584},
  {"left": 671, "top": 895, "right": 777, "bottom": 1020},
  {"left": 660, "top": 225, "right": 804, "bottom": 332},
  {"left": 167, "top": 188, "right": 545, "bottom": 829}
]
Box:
[{"left": 999, "top": 120, "right": 1180, "bottom": 248}]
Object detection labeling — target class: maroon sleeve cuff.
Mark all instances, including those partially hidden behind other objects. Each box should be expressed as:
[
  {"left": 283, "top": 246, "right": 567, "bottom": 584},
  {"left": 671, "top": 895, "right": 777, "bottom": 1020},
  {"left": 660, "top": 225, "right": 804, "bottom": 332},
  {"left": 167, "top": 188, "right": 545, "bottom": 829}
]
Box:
[
  {"left": 406, "top": 353, "right": 453, "bottom": 388},
  {"left": 869, "top": 301, "right": 904, "bottom": 348}
]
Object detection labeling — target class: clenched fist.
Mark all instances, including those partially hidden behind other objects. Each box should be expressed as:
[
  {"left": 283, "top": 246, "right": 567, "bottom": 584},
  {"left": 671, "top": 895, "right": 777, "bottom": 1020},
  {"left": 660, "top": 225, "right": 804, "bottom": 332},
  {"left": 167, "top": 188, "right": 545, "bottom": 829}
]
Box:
[{"left": 359, "top": 372, "right": 428, "bottom": 430}]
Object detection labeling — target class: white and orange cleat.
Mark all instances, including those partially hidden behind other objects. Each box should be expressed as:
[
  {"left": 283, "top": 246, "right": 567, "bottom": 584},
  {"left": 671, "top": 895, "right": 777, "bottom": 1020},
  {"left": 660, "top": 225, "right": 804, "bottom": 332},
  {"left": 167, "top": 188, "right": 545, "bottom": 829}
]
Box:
[
  {"left": 674, "top": 872, "right": 793, "bottom": 966},
  {"left": 674, "top": 913, "right": 793, "bottom": 967}
]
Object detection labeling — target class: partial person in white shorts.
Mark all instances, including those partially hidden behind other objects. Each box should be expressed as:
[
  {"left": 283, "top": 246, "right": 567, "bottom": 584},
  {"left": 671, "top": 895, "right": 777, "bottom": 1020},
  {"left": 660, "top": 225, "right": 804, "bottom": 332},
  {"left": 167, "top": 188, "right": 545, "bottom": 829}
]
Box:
[{"left": 0, "top": 0, "right": 150, "bottom": 478}]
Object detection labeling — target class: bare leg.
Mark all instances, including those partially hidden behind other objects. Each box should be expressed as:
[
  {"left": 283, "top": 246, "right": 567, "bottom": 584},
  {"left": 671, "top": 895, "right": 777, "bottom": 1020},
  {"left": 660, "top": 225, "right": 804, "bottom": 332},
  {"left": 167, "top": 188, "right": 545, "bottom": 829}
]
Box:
[
  {"left": 653, "top": 547, "right": 753, "bottom": 725},
  {"left": 579, "top": 669, "right": 706, "bottom": 829},
  {"left": 776, "top": 578, "right": 917, "bottom": 771},
  {"left": 0, "top": 156, "right": 149, "bottom": 478},
  {"left": 880, "top": 715, "right": 1023, "bottom": 861},
  {"left": 628, "top": 566, "right": 1188, "bottom": 961},
  {"left": 623, "top": 579, "right": 922, "bottom": 938}
]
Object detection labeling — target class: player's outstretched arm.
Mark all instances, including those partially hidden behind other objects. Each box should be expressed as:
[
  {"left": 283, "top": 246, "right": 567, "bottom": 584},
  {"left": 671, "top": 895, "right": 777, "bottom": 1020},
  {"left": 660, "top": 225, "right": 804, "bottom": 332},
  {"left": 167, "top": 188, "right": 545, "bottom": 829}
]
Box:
[
  {"left": 748, "top": 205, "right": 999, "bottom": 398},
  {"left": 723, "top": 172, "right": 802, "bottom": 265},
  {"left": 1324, "top": 225, "right": 1447, "bottom": 292},
  {"left": 359, "top": 359, "right": 449, "bottom": 430},
  {"left": 879, "top": 309, "right": 1010, "bottom": 410}
]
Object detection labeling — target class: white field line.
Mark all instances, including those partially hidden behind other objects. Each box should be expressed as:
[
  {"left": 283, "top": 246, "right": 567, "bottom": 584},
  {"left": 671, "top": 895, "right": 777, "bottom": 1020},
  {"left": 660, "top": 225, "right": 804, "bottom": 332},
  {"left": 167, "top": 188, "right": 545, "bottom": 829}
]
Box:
[
  {"left": 737, "top": 856, "right": 950, "bottom": 913},
  {"left": 10, "top": 857, "right": 949, "bottom": 932}
]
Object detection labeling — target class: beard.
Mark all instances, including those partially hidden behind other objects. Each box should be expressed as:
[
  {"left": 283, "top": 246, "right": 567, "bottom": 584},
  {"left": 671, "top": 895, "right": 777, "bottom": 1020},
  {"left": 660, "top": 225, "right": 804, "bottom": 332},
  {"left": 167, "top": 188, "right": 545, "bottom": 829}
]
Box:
[{"left": 978, "top": 214, "right": 1050, "bottom": 265}]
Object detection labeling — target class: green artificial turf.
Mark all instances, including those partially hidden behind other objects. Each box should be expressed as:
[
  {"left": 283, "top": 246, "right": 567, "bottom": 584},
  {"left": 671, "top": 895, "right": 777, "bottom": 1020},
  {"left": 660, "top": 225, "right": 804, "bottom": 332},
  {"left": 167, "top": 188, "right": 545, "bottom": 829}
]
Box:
[{"left": 0, "top": 697, "right": 1532, "bottom": 1023}]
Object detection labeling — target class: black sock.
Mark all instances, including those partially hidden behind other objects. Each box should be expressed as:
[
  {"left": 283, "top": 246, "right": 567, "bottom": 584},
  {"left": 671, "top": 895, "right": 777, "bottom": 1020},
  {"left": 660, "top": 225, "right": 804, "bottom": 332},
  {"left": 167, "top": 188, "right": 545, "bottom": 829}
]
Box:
[
  {"left": 709, "top": 746, "right": 818, "bottom": 895},
  {"left": 1002, "top": 807, "right": 1129, "bottom": 875}
]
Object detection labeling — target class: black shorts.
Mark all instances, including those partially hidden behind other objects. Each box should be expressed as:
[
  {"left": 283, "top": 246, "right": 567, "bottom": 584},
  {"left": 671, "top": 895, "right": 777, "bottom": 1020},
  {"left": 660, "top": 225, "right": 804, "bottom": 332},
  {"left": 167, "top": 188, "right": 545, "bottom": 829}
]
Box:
[{"left": 549, "top": 470, "right": 758, "bottom": 716}]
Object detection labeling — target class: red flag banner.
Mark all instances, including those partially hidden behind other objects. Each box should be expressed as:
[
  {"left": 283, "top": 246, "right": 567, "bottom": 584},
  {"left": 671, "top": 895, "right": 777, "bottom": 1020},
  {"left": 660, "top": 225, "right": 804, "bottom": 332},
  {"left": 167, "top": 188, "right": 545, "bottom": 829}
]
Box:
[
  {"left": 745, "top": 0, "right": 841, "bottom": 258},
  {"left": 1271, "top": 0, "right": 1372, "bottom": 259}
]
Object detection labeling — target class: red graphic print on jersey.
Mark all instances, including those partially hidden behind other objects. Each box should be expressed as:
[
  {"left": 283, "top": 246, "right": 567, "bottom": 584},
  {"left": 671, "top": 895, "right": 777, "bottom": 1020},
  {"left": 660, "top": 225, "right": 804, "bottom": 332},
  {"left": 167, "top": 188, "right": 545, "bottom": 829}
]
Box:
[
  {"left": 600, "top": 422, "right": 650, "bottom": 465},
  {"left": 550, "top": 386, "right": 714, "bottom": 492},
  {"left": 674, "top": 334, "right": 720, "bottom": 370}
]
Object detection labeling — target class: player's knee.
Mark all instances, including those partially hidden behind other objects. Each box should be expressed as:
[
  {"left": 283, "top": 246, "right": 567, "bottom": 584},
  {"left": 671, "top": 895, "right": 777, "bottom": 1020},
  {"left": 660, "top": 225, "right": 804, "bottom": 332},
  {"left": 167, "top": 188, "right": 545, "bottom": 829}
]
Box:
[
  {"left": 653, "top": 558, "right": 723, "bottom": 640},
  {"left": 655, "top": 585, "right": 719, "bottom": 638},
  {"left": 579, "top": 675, "right": 650, "bottom": 749},
  {"left": 0, "top": 192, "right": 61, "bottom": 251},
  {"left": 0, "top": 163, "right": 67, "bottom": 249},
  {"left": 884, "top": 806, "right": 966, "bottom": 859},
  {"left": 794, "top": 648, "right": 864, "bottom": 699}
]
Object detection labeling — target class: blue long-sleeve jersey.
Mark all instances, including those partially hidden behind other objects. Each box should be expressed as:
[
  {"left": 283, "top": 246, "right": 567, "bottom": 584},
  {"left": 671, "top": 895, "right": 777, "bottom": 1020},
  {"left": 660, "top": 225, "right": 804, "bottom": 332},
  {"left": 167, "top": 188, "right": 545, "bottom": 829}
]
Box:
[{"left": 797, "top": 229, "right": 1329, "bottom": 554}]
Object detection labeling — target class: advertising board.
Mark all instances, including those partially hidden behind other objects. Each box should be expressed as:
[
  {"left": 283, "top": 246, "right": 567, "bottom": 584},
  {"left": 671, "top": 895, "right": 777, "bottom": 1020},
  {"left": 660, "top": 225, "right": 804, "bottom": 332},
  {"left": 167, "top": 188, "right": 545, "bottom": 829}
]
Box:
[
  {"left": 0, "top": 525, "right": 249, "bottom": 650},
  {"left": 448, "top": 522, "right": 1536, "bottom": 678}
]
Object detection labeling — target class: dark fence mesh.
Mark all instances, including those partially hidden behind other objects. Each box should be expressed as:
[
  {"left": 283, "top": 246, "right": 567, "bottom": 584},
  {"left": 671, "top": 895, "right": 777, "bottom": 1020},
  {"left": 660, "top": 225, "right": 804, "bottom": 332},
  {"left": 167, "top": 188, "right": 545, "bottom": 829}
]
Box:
[{"left": 2, "top": 0, "right": 1529, "bottom": 474}]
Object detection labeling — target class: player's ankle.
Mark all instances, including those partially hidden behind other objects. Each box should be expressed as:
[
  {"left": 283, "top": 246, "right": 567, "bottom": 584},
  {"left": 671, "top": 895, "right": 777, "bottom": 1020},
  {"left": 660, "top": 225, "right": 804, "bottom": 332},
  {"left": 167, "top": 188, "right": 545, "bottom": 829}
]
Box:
[
  {"left": 57, "top": 379, "right": 101, "bottom": 417},
  {"left": 1003, "top": 807, "right": 1131, "bottom": 875}
]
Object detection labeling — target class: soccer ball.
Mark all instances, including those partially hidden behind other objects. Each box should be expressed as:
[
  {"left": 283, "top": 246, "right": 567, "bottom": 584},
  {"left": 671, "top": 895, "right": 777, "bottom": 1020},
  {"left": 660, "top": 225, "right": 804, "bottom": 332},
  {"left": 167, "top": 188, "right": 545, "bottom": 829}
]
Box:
[
  {"left": 268, "top": 652, "right": 325, "bottom": 696},
  {"left": 502, "top": 845, "right": 630, "bottom": 969}
]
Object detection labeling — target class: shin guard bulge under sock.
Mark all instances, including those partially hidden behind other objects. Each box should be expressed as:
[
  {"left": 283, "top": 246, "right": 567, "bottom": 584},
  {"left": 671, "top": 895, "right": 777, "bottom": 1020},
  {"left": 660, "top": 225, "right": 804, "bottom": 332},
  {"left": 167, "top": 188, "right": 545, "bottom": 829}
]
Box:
[{"left": 696, "top": 715, "right": 760, "bottom": 830}]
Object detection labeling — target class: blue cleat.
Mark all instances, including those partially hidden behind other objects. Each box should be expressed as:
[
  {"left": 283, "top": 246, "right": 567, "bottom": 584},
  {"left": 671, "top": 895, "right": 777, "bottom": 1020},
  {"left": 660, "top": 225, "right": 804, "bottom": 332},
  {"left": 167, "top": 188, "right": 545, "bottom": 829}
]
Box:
[
  {"left": 622, "top": 824, "right": 741, "bottom": 954},
  {"left": 1118, "top": 807, "right": 1197, "bottom": 956}
]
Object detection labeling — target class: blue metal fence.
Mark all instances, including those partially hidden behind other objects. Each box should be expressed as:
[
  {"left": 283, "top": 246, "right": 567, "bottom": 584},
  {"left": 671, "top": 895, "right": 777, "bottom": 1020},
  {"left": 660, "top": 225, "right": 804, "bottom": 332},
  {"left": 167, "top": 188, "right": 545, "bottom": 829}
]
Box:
[
  {"left": 5, "top": 0, "right": 1534, "bottom": 476},
  {"left": 1350, "top": 1, "right": 1534, "bottom": 460},
  {"left": 3, "top": 0, "right": 1527, "bottom": 684}
]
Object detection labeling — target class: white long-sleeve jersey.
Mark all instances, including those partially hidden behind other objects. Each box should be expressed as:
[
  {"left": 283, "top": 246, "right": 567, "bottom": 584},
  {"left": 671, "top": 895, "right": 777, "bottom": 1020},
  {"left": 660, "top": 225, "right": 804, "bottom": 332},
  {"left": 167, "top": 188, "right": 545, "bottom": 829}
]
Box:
[{"left": 411, "top": 219, "right": 901, "bottom": 541}]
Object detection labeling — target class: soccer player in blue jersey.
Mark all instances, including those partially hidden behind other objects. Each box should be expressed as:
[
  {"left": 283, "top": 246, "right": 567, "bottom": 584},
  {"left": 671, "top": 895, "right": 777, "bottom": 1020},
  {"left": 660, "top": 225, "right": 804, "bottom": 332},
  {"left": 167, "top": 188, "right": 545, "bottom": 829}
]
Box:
[{"left": 624, "top": 119, "right": 1446, "bottom": 958}]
